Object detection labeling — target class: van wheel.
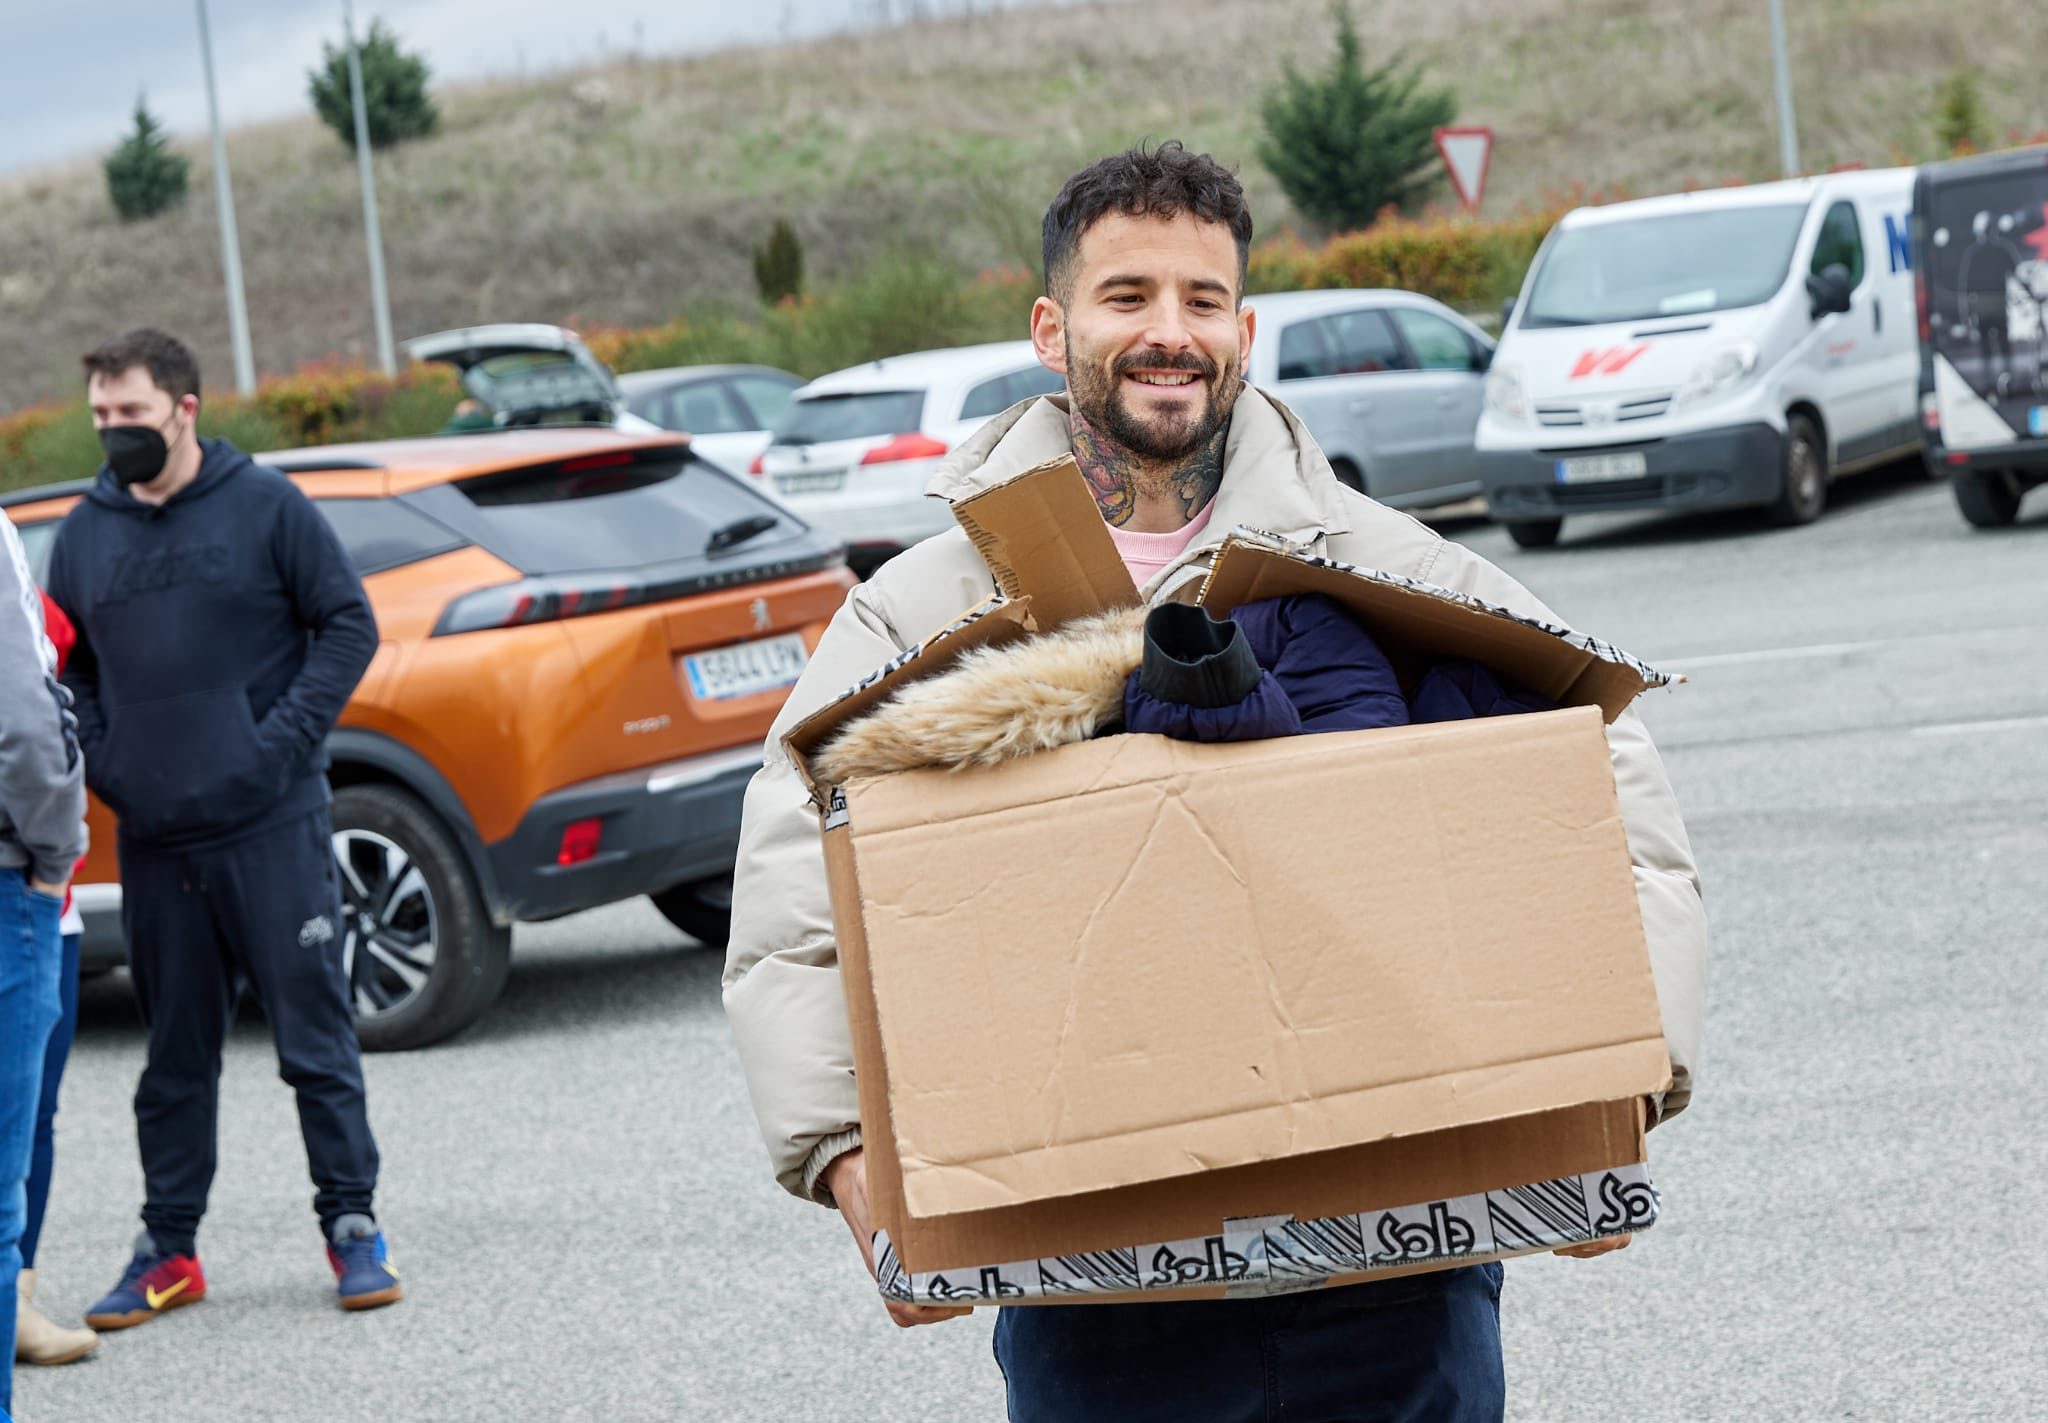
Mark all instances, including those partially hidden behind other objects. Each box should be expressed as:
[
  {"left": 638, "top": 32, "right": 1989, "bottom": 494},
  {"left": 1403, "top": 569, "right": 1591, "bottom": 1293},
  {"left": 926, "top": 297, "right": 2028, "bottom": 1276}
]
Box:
[
  {"left": 1953, "top": 468, "right": 2023, "bottom": 527},
  {"left": 331, "top": 784, "right": 511, "bottom": 1051},
  {"left": 1505, "top": 518, "right": 1563, "bottom": 549},
  {"left": 1767, "top": 415, "right": 1828, "bottom": 525},
  {"left": 651, "top": 876, "right": 733, "bottom": 947},
  {"left": 1330, "top": 459, "right": 1368, "bottom": 495}
]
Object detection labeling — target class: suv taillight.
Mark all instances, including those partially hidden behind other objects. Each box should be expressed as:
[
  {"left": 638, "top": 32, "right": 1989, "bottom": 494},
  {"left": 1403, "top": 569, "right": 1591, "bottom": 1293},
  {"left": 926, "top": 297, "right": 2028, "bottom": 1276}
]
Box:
[
  {"left": 860, "top": 432, "right": 948, "bottom": 465},
  {"left": 431, "top": 552, "right": 846, "bottom": 636},
  {"left": 748, "top": 454, "right": 766, "bottom": 475},
  {"left": 434, "top": 575, "right": 638, "bottom": 635}
]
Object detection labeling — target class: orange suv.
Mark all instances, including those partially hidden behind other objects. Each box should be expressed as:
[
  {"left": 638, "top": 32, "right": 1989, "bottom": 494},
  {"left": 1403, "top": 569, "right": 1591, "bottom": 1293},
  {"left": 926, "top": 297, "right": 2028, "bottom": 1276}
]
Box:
[{"left": 4, "top": 427, "right": 855, "bottom": 1049}]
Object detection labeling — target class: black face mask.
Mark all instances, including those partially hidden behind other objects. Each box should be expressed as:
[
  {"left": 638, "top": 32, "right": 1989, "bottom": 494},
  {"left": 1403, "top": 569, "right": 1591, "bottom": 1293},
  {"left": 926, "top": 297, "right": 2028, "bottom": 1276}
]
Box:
[{"left": 100, "top": 415, "right": 182, "bottom": 487}]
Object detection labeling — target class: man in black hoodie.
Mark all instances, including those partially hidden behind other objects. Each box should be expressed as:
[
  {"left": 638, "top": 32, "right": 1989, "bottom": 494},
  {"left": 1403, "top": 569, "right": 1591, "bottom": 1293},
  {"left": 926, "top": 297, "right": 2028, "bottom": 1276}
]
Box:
[{"left": 45, "top": 329, "right": 404, "bottom": 1324}]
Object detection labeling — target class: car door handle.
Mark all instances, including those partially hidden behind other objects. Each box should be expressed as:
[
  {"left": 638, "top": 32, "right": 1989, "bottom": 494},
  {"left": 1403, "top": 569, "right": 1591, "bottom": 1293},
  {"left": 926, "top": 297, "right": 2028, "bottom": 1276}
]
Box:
[
  {"left": 1347, "top": 399, "right": 1372, "bottom": 414},
  {"left": 1435, "top": 395, "right": 1456, "bottom": 408},
  {"left": 1873, "top": 298, "right": 1882, "bottom": 334}
]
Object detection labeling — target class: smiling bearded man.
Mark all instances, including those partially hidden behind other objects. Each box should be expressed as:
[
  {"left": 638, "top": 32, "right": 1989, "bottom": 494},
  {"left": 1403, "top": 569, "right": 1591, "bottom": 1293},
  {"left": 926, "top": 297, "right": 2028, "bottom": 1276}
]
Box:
[{"left": 722, "top": 142, "right": 1707, "bottom": 1423}]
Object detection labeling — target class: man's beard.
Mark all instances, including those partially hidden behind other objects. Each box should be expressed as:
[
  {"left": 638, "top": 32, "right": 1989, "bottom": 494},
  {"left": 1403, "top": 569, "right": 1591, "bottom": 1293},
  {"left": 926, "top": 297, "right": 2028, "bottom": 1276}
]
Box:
[{"left": 1066, "top": 340, "right": 1241, "bottom": 463}]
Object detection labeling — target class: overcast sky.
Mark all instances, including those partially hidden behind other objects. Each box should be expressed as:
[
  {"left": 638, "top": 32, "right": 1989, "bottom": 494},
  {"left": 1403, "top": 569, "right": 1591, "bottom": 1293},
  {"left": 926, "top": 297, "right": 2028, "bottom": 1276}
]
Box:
[{"left": 2, "top": 1, "right": 1062, "bottom": 176}]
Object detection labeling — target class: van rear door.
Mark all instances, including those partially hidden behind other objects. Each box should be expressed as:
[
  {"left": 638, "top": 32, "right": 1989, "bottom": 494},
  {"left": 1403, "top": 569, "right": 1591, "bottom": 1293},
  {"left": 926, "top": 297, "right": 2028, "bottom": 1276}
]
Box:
[{"left": 1921, "top": 157, "right": 2048, "bottom": 451}]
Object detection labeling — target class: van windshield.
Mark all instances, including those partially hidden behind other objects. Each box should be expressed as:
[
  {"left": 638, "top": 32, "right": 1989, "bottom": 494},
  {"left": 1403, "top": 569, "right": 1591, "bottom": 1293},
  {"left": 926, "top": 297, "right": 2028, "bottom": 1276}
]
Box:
[{"left": 1520, "top": 204, "right": 1811, "bottom": 328}]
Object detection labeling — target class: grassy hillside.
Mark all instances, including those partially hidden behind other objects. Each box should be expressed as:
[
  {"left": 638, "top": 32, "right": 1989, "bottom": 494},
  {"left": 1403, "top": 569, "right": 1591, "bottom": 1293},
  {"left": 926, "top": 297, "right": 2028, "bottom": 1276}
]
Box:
[{"left": 4, "top": 0, "right": 2044, "bottom": 414}]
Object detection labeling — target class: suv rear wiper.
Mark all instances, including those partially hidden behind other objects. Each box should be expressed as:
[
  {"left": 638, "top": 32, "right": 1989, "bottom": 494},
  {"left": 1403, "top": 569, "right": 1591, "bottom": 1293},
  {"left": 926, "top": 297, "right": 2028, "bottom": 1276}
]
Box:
[{"left": 706, "top": 514, "right": 781, "bottom": 553}]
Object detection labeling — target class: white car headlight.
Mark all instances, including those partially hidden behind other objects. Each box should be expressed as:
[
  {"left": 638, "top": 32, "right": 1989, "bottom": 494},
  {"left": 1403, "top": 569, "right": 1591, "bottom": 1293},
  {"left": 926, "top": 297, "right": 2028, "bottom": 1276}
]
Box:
[
  {"left": 1483, "top": 361, "right": 1528, "bottom": 422},
  {"left": 1676, "top": 342, "right": 1760, "bottom": 407}
]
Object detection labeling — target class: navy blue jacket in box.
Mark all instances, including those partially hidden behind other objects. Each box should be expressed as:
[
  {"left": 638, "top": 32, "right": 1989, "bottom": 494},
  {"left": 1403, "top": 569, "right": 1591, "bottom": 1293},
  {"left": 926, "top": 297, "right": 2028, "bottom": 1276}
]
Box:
[
  {"left": 1124, "top": 596, "right": 1410, "bottom": 741},
  {"left": 46, "top": 438, "right": 378, "bottom": 848},
  {"left": 1124, "top": 595, "right": 1555, "bottom": 742},
  {"left": 1412, "top": 659, "right": 1557, "bottom": 722}
]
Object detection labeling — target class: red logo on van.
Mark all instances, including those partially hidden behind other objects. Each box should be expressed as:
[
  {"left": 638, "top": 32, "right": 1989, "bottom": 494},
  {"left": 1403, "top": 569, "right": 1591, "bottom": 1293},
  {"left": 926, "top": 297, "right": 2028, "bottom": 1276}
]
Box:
[{"left": 1569, "top": 344, "right": 1649, "bottom": 379}]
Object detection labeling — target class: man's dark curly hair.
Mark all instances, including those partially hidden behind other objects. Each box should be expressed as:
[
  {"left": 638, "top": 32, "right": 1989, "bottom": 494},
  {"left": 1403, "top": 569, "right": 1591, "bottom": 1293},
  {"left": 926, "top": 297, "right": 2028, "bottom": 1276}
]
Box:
[
  {"left": 1041, "top": 141, "right": 1254, "bottom": 306},
  {"left": 82, "top": 327, "right": 201, "bottom": 405}
]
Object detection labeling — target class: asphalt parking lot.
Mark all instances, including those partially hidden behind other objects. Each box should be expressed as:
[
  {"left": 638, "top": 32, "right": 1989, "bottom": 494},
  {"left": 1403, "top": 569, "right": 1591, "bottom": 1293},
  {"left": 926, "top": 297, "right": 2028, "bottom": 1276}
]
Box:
[{"left": 18, "top": 464, "right": 2047, "bottom": 1423}]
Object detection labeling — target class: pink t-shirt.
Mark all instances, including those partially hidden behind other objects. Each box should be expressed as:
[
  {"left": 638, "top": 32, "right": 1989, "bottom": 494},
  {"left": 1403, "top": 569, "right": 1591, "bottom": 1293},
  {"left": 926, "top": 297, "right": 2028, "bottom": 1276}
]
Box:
[{"left": 1104, "top": 501, "right": 1215, "bottom": 588}]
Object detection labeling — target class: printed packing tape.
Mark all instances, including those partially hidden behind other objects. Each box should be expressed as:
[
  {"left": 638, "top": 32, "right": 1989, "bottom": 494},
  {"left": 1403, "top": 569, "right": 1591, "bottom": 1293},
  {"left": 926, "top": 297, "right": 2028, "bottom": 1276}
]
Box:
[{"left": 874, "top": 1162, "right": 1659, "bottom": 1306}]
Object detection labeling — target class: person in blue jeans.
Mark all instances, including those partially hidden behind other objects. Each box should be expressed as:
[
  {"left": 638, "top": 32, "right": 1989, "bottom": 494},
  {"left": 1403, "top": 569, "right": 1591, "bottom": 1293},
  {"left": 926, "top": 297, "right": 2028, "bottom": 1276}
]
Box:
[
  {"left": 0, "top": 513, "right": 90, "bottom": 1422},
  {"left": 10, "top": 590, "right": 100, "bottom": 1371},
  {"left": 13, "top": 905, "right": 98, "bottom": 1372}
]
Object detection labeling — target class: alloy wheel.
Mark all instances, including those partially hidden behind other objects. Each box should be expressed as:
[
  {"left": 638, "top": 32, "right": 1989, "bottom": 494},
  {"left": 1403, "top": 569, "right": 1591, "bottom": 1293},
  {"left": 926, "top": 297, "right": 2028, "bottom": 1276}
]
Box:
[{"left": 333, "top": 828, "right": 440, "bottom": 1020}]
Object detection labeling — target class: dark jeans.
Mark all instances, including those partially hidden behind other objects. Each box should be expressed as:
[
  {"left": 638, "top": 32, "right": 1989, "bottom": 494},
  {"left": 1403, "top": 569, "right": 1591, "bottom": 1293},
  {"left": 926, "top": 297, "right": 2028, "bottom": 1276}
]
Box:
[
  {"left": 120, "top": 808, "right": 379, "bottom": 1253},
  {"left": 2, "top": 867, "right": 63, "bottom": 1421},
  {"left": 994, "top": 1264, "right": 1505, "bottom": 1423},
  {"left": 20, "top": 931, "right": 80, "bottom": 1268}
]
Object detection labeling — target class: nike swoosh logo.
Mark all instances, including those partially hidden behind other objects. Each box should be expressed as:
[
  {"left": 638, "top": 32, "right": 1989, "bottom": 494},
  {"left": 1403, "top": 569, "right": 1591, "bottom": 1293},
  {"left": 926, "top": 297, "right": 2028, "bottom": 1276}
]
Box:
[{"left": 144, "top": 1278, "right": 191, "bottom": 1310}]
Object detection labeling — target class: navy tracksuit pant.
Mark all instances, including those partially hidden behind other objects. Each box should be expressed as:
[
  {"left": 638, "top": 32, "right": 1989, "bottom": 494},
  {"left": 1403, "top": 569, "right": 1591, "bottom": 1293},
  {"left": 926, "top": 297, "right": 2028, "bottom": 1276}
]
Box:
[{"left": 118, "top": 806, "right": 379, "bottom": 1252}]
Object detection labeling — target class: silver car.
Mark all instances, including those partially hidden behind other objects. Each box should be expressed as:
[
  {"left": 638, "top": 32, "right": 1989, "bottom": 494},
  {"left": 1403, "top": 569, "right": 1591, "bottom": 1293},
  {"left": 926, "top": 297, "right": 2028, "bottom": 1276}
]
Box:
[
  {"left": 1246, "top": 290, "right": 1496, "bottom": 508},
  {"left": 616, "top": 364, "right": 805, "bottom": 475}
]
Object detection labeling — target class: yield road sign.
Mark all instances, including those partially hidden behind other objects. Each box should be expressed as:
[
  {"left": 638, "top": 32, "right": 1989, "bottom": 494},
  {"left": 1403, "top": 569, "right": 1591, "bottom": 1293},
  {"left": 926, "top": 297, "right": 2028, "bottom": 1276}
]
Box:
[{"left": 1434, "top": 126, "right": 1494, "bottom": 214}]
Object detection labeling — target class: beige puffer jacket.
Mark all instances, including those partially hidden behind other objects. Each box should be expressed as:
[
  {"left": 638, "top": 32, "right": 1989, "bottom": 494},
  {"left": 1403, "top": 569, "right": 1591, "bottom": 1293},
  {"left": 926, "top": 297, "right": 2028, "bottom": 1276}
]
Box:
[{"left": 723, "top": 389, "right": 1707, "bottom": 1204}]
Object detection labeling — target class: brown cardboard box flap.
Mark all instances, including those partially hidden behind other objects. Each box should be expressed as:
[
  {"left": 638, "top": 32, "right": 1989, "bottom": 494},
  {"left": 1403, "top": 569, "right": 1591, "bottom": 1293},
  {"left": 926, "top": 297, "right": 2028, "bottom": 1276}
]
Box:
[
  {"left": 1199, "top": 534, "right": 1676, "bottom": 722},
  {"left": 781, "top": 462, "right": 1673, "bottom": 804},
  {"left": 950, "top": 454, "right": 1138, "bottom": 631},
  {"left": 842, "top": 705, "right": 1669, "bottom": 1220},
  {"left": 880, "top": 1097, "right": 1649, "bottom": 1287}
]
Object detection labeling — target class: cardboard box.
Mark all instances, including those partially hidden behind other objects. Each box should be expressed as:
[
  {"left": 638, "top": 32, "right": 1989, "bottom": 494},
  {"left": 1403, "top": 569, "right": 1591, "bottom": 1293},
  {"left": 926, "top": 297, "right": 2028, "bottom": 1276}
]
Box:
[{"left": 786, "top": 456, "right": 1678, "bottom": 1306}]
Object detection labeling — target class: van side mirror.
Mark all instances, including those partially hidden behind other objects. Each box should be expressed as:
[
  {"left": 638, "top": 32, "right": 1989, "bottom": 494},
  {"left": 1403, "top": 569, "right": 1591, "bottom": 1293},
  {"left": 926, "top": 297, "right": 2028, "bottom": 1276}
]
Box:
[
  {"left": 1806, "top": 264, "right": 1853, "bottom": 319},
  {"left": 1469, "top": 341, "right": 1493, "bottom": 373}
]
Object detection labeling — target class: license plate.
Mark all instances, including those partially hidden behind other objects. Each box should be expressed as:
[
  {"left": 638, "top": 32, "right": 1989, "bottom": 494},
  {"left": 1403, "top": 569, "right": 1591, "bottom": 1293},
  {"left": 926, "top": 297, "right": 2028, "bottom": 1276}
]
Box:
[
  {"left": 683, "top": 634, "right": 809, "bottom": 701},
  {"left": 775, "top": 468, "right": 846, "bottom": 495},
  {"left": 1555, "top": 452, "right": 1649, "bottom": 484}
]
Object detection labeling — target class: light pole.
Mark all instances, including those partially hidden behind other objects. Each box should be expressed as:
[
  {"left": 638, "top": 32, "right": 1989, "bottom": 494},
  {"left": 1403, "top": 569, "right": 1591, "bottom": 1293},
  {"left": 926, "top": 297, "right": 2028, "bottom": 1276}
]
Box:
[
  {"left": 194, "top": 0, "right": 256, "bottom": 394},
  {"left": 344, "top": 0, "right": 398, "bottom": 375},
  {"left": 1768, "top": 0, "right": 1801, "bottom": 177}
]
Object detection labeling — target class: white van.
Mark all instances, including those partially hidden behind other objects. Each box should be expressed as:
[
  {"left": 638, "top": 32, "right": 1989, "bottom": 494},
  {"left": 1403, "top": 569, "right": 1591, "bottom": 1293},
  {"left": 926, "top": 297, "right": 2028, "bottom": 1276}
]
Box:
[{"left": 1476, "top": 169, "right": 1921, "bottom": 547}]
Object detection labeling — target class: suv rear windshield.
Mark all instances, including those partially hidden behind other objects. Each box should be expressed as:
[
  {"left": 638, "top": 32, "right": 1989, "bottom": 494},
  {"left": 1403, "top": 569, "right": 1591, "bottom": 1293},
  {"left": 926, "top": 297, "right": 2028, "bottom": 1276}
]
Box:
[
  {"left": 773, "top": 391, "right": 925, "bottom": 446},
  {"left": 462, "top": 350, "right": 616, "bottom": 419},
  {"left": 415, "top": 453, "right": 804, "bottom": 575}
]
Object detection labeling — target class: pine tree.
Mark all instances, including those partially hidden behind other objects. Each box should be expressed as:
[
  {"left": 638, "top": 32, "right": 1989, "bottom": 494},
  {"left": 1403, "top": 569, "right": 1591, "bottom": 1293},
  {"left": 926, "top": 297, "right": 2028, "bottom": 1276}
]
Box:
[
  {"left": 753, "top": 220, "right": 806, "bottom": 305},
  {"left": 1934, "top": 70, "right": 1990, "bottom": 156},
  {"left": 1258, "top": 2, "right": 1458, "bottom": 233},
  {"left": 308, "top": 20, "right": 439, "bottom": 152},
  {"left": 103, "top": 97, "right": 190, "bottom": 222}
]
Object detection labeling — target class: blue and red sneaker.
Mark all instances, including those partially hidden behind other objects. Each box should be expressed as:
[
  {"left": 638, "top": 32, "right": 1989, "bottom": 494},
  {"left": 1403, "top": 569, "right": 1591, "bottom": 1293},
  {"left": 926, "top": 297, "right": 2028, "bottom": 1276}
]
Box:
[
  {"left": 84, "top": 1233, "right": 207, "bottom": 1330},
  {"left": 327, "top": 1214, "right": 404, "bottom": 1311}
]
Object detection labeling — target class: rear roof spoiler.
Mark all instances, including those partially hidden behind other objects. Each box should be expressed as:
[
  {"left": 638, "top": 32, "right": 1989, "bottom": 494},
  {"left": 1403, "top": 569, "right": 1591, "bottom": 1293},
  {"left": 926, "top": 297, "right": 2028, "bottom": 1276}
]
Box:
[
  {"left": 0, "top": 478, "right": 94, "bottom": 509},
  {"left": 260, "top": 456, "right": 388, "bottom": 473}
]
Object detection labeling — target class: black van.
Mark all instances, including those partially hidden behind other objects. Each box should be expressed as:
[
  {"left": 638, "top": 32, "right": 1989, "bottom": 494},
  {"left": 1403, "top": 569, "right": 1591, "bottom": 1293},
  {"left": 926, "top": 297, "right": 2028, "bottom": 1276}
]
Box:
[{"left": 1912, "top": 146, "right": 2048, "bottom": 526}]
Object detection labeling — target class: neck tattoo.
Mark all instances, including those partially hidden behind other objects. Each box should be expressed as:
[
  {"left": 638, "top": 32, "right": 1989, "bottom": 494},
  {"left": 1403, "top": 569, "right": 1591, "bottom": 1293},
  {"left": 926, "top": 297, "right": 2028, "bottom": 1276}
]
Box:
[{"left": 1070, "top": 408, "right": 1229, "bottom": 530}]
